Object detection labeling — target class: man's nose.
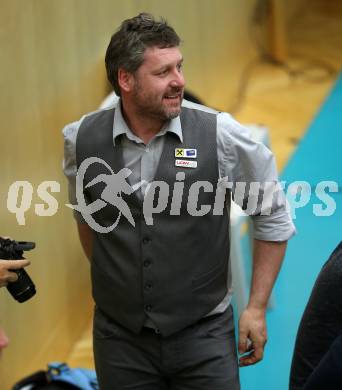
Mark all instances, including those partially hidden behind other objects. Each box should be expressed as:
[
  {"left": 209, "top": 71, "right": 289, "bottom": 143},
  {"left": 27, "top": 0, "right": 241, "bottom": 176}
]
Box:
[{"left": 170, "top": 71, "right": 185, "bottom": 89}]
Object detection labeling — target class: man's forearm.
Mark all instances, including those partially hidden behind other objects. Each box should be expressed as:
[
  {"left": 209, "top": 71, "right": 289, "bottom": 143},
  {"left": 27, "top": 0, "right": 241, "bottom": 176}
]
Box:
[
  {"left": 77, "top": 222, "right": 93, "bottom": 262},
  {"left": 248, "top": 239, "right": 287, "bottom": 310},
  {"left": 238, "top": 238, "right": 287, "bottom": 366}
]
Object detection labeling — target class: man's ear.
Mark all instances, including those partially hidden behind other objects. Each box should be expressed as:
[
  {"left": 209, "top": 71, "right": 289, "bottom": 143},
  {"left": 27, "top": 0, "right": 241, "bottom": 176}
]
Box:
[{"left": 118, "top": 68, "right": 134, "bottom": 93}]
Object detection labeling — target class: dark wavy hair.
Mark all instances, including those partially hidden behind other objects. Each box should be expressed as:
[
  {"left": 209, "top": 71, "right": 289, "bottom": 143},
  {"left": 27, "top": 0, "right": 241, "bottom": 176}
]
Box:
[{"left": 105, "top": 13, "right": 181, "bottom": 96}]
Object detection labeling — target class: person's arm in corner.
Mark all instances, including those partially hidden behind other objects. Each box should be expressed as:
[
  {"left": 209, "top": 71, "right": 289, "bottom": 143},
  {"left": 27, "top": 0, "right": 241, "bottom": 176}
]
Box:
[
  {"left": 0, "top": 239, "right": 30, "bottom": 356},
  {"left": 238, "top": 239, "right": 287, "bottom": 366},
  {"left": 77, "top": 222, "right": 93, "bottom": 262},
  {"left": 0, "top": 327, "right": 9, "bottom": 355}
]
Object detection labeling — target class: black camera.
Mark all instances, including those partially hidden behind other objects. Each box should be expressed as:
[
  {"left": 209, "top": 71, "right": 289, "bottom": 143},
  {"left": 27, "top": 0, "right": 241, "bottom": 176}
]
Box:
[{"left": 0, "top": 238, "right": 36, "bottom": 303}]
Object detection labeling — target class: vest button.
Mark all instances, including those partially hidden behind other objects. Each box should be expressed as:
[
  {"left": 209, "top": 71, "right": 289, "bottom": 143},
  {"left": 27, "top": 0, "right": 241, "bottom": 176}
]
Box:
[
  {"left": 144, "top": 283, "right": 153, "bottom": 291},
  {"left": 143, "top": 259, "right": 152, "bottom": 268},
  {"left": 142, "top": 237, "right": 151, "bottom": 244},
  {"left": 145, "top": 304, "right": 152, "bottom": 312}
]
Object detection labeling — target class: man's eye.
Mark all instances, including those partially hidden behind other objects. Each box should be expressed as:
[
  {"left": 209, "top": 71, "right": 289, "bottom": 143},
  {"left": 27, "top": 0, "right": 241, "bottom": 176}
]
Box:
[
  {"left": 158, "top": 69, "right": 168, "bottom": 76},
  {"left": 177, "top": 64, "right": 183, "bottom": 71}
]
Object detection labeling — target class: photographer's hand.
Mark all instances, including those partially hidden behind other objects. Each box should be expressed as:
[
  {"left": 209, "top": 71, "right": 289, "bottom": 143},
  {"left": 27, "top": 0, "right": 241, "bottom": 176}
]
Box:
[
  {"left": 0, "top": 259, "right": 30, "bottom": 287},
  {"left": 0, "top": 327, "right": 9, "bottom": 355}
]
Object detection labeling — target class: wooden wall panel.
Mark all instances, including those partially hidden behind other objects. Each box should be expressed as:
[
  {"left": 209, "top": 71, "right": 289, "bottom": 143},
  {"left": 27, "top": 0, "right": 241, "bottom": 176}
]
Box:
[{"left": 0, "top": 1, "right": 259, "bottom": 388}]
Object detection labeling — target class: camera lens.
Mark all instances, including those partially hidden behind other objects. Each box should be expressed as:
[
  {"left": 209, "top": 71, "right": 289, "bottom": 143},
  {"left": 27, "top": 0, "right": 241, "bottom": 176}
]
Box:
[{"left": 7, "top": 269, "right": 36, "bottom": 303}]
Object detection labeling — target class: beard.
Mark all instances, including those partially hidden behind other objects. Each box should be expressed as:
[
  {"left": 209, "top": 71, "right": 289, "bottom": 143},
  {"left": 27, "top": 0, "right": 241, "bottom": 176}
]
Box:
[{"left": 132, "top": 80, "right": 183, "bottom": 122}]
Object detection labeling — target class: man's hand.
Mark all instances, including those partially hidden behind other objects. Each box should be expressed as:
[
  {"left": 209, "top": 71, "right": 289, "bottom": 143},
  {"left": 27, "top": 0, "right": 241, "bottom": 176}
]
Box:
[
  {"left": 238, "top": 306, "right": 267, "bottom": 367},
  {"left": 0, "top": 259, "right": 30, "bottom": 287}
]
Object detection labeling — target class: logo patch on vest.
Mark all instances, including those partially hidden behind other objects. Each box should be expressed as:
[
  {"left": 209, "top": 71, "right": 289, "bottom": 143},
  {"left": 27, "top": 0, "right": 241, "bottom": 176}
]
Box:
[
  {"left": 175, "top": 159, "right": 197, "bottom": 168},
  {"left": 175, "top": 148, "right": 197, "bottom": 158}
]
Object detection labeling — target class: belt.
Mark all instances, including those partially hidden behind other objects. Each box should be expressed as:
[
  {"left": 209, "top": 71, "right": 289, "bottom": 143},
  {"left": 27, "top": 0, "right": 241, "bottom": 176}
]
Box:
[{"left": 142, "top": 311, "right": 225, "bottom": 335}]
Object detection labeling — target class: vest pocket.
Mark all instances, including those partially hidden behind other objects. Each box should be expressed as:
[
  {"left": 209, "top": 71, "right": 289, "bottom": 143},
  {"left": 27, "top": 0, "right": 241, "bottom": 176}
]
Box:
[{"left": 93, "top": 307, "right": 123, "bottom": 340}]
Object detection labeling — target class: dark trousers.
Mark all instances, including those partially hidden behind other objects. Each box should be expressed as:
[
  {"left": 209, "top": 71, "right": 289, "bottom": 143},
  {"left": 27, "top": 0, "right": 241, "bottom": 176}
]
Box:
[{"left": 93, "top": 305, "right": 240, "bottom": 390}]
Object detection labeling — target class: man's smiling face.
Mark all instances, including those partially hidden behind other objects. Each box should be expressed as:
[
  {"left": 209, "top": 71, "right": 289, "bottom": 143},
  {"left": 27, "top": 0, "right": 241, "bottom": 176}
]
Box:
[{"left": 130, "top": 46, "right": 185, "bottom": 121}]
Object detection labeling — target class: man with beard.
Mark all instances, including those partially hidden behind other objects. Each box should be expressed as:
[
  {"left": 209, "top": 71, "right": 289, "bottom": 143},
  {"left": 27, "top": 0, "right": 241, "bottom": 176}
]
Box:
[{"left": 63, "top": 13, "right": 295, "bottom": 389}]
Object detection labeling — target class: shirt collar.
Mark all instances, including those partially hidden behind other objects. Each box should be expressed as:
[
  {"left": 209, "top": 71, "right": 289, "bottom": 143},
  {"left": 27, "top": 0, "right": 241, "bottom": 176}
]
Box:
[{"left": 112, "top": 98, "right": 183, "bottom": 145}]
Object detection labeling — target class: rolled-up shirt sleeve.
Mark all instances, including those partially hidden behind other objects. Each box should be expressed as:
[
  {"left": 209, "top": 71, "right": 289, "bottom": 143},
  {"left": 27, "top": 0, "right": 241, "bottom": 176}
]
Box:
[
  {"left": 62, "top": 118, "right": 86, "bottom": 223},
  {"left": 217, "top": 112, "right": 296, "bottom": 242}
]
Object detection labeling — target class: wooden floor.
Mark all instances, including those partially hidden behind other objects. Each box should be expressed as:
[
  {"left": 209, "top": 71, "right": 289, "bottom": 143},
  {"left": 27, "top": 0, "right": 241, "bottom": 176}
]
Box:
[{"left": 67, "top": 0, "right": 342, "bottom": 369}]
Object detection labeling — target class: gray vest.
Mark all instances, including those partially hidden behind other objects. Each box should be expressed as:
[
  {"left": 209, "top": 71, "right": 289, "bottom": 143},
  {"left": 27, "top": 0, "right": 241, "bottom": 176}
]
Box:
[{"left": 76, "top": 106, "right": 231, "bottom": 336}]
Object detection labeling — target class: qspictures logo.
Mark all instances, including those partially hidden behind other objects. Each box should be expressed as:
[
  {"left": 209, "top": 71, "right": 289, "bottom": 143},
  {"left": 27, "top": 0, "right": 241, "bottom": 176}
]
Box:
[
  {"left": 4, "top": 156, "right": 340, "bottom": 232},
  {"left": 71, "top": 157, "right": 136, "bottom": 233}
]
